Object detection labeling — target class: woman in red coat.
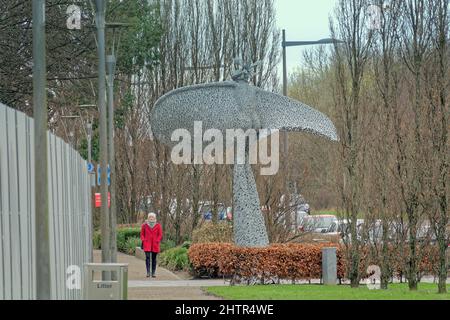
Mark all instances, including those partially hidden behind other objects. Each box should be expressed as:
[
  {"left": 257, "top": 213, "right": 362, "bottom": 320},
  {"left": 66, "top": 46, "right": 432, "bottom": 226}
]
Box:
[{"left": 141, "top": 213, "right": 163, "bottom": 277}]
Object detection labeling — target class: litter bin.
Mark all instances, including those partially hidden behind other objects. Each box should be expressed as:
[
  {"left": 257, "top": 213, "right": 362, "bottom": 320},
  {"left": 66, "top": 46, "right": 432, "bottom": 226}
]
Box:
[{"left": 84, "top": 263, "right": 128, "bottom": 300}]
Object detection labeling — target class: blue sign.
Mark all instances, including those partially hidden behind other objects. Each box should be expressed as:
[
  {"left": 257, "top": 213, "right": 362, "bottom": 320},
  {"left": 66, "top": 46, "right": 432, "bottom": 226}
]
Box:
[
  {"left": 87, "top": 162, "right": 94, "bottom": 174},
  {"left": 97, "top": 164, "right": 111, "bottom": 186},
  {"left": 219, "top": 209, "right": 227, "bottom": 220},
  {"left": 203, "top": 211, "right": 212, "bottom": 220}
]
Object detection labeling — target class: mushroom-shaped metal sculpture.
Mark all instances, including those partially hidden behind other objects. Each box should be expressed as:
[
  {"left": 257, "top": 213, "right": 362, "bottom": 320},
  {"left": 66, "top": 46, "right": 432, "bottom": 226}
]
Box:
[{"left": 150, "top": 61, "right": 338, "bottom": 247}]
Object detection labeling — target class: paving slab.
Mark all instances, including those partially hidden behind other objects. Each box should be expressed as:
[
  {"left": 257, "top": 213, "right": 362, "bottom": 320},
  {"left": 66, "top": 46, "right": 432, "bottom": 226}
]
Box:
[
  {"left": 93, "top": 250, "right": 180, "bottom": 281},
  {"left": 93, "top": 250, "right": 223, "bottom": 300}
]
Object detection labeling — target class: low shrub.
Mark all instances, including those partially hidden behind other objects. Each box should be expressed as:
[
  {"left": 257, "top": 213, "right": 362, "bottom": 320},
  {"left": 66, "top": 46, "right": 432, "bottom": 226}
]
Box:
[
  {"left": 116, "top": 227, "right": 141, "bottom": 252},
  {"left": 159, "top": 247, "right": 190, "bottom": 271},
  {"left": 192, "top": 222, "right": 233, "bottom": 243},
  {"left": 125, "top": 237, "right": 141, "bottom": 255},
  {"left": 181, "top": 241, "right": 192, "bottom": 249}
]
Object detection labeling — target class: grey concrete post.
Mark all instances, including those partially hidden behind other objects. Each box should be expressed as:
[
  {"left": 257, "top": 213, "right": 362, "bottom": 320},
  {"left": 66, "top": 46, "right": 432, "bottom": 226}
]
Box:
[
  {"left": 322, "top": 247, "right": 337, "bottom": 285},
  {"left": 106, "top": 55, "right": 117, "bottom": 273},
  {"left": 87, "top": 121, "right": 94, "bottom": 262},
  {"left": 33, "top": 0, "right": 51, "bottom": 300},
  {"left": 94, "top": 0, "right": 111, "bottom": 280}
]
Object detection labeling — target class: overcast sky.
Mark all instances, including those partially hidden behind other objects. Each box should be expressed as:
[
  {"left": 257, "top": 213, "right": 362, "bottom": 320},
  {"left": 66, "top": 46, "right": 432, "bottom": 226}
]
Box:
[{"left": 274, "top": 0, "right": 337, "bottom": 77}]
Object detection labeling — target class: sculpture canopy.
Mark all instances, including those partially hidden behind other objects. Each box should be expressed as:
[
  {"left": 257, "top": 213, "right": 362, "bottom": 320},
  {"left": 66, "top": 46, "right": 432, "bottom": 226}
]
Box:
[
  {"left": 150, "top": 79, "right": 338, "bottom": 247},
  {"left": 150, "top": 81, "right": 338, "bottom": 148}
]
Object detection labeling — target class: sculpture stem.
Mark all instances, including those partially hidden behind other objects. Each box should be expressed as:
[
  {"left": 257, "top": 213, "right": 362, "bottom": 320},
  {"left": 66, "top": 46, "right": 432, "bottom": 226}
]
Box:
[{"left": 232, "top": 159, "right": 269, "bottom": 247}]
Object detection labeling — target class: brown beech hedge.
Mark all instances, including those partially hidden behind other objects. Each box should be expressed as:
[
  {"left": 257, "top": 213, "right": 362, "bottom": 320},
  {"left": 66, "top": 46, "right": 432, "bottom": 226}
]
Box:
[
  {"left": 188, "top": 243, "right": 346, "bottom": 280},
  {"left": 188, "top": 243, "right": 439, "bottom": 281}
]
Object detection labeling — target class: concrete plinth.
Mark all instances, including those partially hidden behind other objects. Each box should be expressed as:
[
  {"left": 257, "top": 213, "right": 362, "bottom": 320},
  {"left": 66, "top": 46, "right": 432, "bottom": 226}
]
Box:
[{"left": 322, "top": 247, "right": 337, "bottom": 285}]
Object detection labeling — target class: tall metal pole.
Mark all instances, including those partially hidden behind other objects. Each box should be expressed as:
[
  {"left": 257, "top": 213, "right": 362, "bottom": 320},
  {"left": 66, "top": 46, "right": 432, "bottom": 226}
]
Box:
[
  {"left": 280, "top": 31, "right": 341, "bottom": 195},
  {"left": 282, "top": 29, "right": 287, "bottom": 96},
  {"left": 87, "top": 121, "right": 92, "bottom": 165},
  {"left": 86, "top": 121, "right": 94, "bottom": 262},
  {"left": 282, "top": 29, "right": 291, "bottom": 197},
  {"left": 33, "top": 0, "right": 51, "bottom": 300},
  {"left": 282, "top": 29, "right": 288, "bottom": 155},
  {"left": 106, "top": 55, "right": 117, "bottom": 269},
  {"left": 94, "top": 0, "right": 110, "bottom": 278}
]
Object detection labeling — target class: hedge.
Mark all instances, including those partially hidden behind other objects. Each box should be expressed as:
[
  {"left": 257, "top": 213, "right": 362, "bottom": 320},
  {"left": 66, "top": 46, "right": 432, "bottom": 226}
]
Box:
[
  {"left": 116, "top": 228, "right": 141, "bottom": 252},
  {"left": 188, "top": 243, "right": 344, "bottom": 281},
  {"left": 188, "top": 243, "right": 440, "bottom": 282},
  {"left": 93, "top": 227, "right": 140, "bottom": 252}
]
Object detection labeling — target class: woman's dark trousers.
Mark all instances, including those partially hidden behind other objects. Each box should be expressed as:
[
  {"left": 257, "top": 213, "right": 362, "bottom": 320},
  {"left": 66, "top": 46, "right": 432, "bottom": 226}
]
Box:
[{"left": 145, "top": 251, "right": 158, "bottom": 275}]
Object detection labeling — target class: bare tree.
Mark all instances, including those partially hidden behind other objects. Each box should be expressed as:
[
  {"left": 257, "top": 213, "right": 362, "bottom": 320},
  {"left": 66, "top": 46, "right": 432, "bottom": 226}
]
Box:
[
  {"left": 330, "top": 0, "right": 374, "bottom": 287},
  {"left": 370, "top": 0, "right": 403, "bottom": 290},
  {"left": 397, "top": 0, "right": 435, "bottom": 290},
  {"left": 422, "top": 0, "right": 449, "bottom": 294}
]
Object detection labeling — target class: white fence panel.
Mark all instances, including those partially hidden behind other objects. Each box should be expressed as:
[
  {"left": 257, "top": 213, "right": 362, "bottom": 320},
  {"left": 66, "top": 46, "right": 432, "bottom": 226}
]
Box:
[
  {"left": 0, "top": 105, "right": 9, "bottom": 300},
  {"left": 0, "top": 102, "right": 92, "bottom": 300}
]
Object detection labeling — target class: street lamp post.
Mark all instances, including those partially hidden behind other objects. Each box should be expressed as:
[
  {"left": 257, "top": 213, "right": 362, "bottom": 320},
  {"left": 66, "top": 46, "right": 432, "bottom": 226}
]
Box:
[
  {"left": 282, "top": 29, "right": 342, "bottom": 154},
  {"left": 78, "top": 104, "right": 96, "bottom": 262},
  {"left": 94, "top": 0, "right": 110, "bottom": 279},
  {"left": 281, "top": 29, "right": 342, "bottom": 191},
  {"left": 104, "top": 22, "right": 130, "bottom": 276},
  {"left": 106, "top": 54, "right": 118, "bottom": 270},
  {"left": 282, "top": 30, "right": 288, "bottom": 98},
  {"left": 33, "top": 0, "right": 51, "bottom": 300},
  {"left": 85, "top": 120, "right": 94, "bottom": 262}
]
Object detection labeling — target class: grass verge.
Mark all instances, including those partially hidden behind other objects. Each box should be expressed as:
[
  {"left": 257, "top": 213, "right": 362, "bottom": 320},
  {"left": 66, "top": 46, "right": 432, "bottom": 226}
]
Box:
[{"left": 205, "top": 283, "right": 450, "bottom": 300}]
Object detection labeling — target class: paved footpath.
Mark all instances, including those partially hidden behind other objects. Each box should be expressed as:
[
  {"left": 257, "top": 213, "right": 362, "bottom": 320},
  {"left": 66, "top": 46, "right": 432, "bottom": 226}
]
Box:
[{"left": 93, "top": 250, "right": 223, "bottom": 300}]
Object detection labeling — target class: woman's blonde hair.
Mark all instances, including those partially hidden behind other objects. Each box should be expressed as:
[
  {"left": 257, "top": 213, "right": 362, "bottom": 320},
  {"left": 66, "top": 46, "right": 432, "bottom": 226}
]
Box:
[{"left": 147, "top": 212, "right": 156, "bottom": 220}]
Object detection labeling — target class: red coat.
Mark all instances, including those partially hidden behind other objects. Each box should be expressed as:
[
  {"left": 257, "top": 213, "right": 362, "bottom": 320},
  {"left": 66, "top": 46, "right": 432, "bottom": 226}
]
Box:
[{"left": 141, "top": 222, "right": 163, "bottom": 253}]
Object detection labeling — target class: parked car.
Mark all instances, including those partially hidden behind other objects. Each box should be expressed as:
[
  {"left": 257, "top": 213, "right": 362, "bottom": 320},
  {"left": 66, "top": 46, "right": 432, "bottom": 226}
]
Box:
[
  {"left": 297, "top": 203, "right": 310, "bottom": 215},
  {"left": 364, "top": 220, "right": 440, "bottom": 244},
  {"left": 200, "top": 202, "right": 229, "bottom": 221},
  {"left": 299, "top": 215, "right": 338, "bottom": 233},
  {"left": 332, "top": 219, "right": 444, "bottom": 244},
  {"left": 327, "top": 219, "right": 364, "bottom": 233},
  {"left": 327, "top": 219, "right": 365, "bottom": 243}
]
